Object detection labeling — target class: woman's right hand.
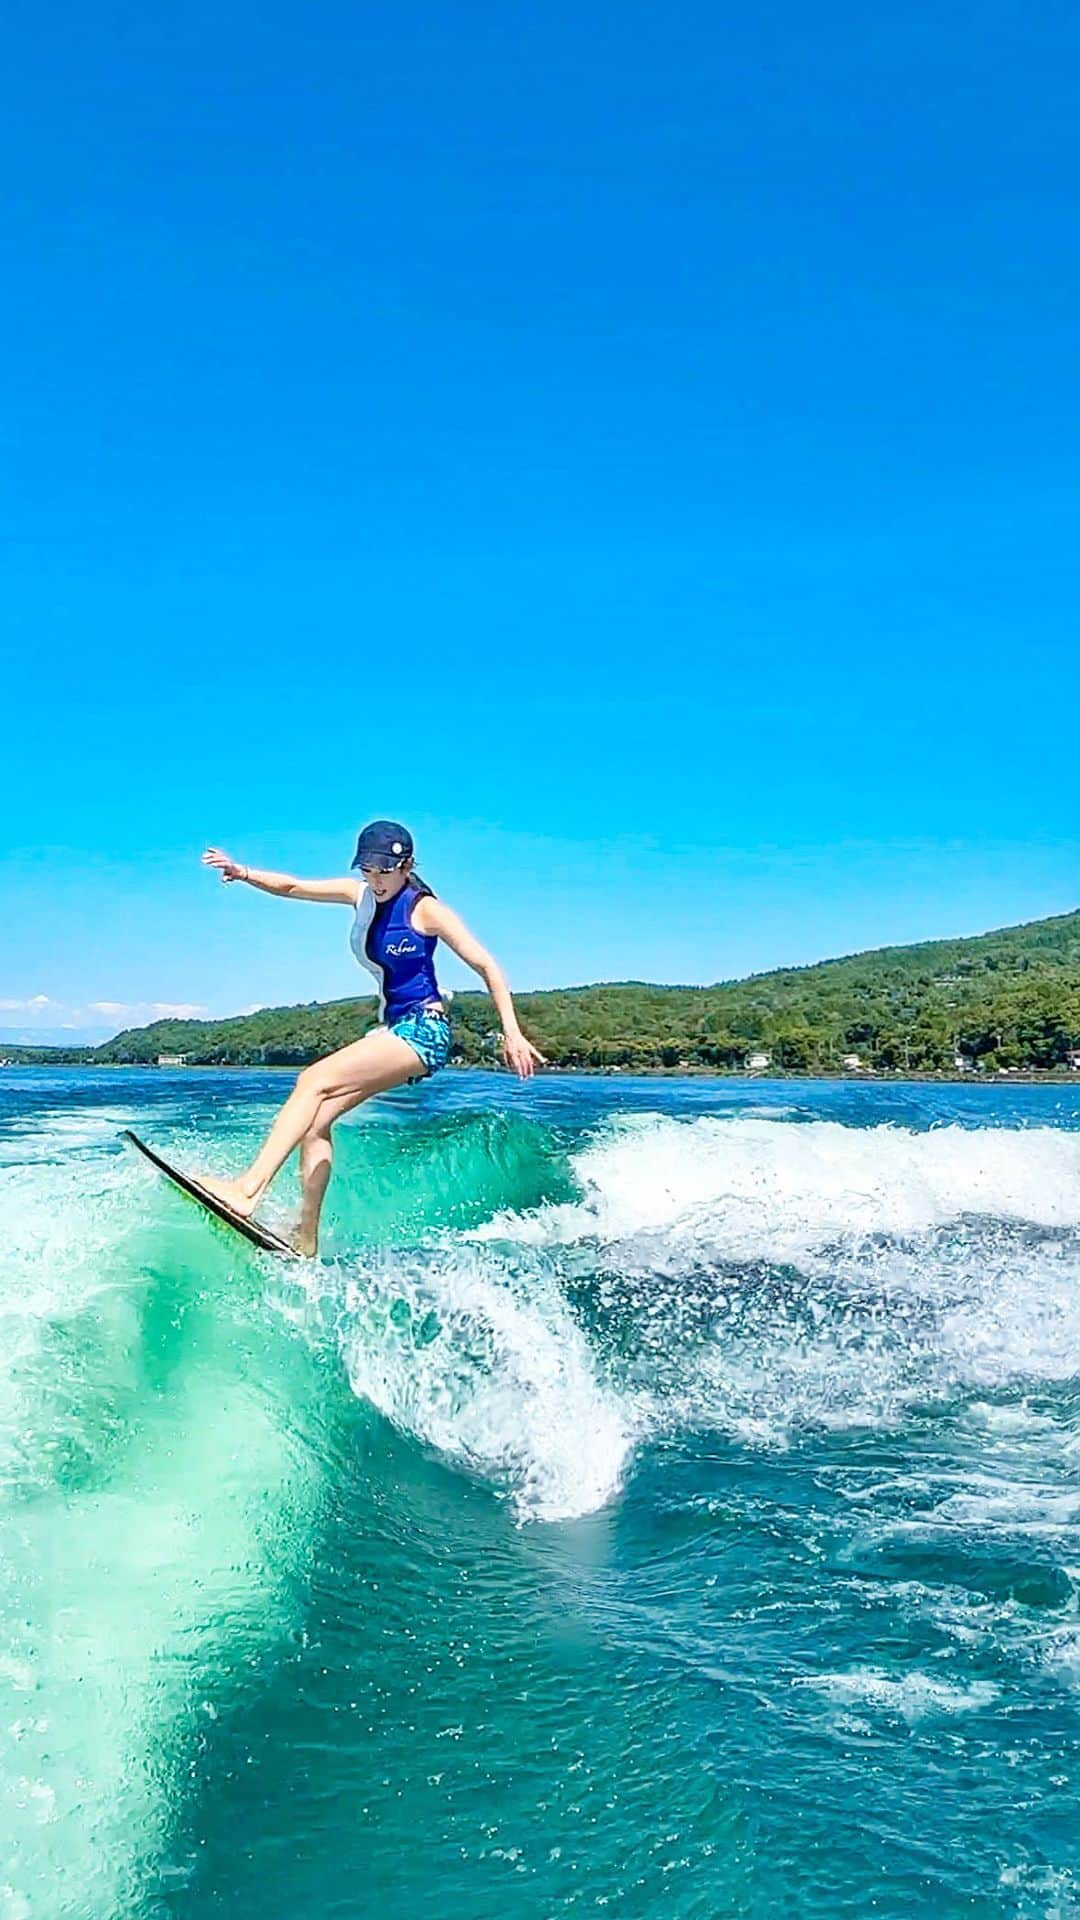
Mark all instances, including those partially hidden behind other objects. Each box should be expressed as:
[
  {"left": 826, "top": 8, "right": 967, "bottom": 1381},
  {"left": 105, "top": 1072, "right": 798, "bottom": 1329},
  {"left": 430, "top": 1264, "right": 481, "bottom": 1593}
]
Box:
[
  {"left": 502, "top": 1028, "right": 547, "bottom": 1078},
  {"left": 202, "top": 847, "right": 247, "bottom": 884}
]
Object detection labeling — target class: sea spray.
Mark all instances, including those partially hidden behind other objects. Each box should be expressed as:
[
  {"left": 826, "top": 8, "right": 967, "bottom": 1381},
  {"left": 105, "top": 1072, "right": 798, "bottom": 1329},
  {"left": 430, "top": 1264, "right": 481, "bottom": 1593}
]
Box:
[
  {"left": 333, "top": 1241, "right": 635, "bottom": 1522},
  {"left": 479, "top": 1110, "right": 1080, "bottom": 1251}
]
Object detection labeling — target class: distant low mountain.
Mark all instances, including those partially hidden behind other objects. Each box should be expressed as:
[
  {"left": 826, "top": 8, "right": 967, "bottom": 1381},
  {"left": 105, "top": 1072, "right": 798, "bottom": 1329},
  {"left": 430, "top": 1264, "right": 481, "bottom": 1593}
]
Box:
[{"left": 6, "top": 908, "right": 1080, "bottom": 1074}]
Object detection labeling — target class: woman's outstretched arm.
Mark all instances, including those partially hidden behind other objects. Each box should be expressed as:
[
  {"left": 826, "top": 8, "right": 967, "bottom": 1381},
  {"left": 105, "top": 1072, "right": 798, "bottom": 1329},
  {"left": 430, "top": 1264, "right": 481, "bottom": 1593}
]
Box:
[
  {"left": 416, "top": 897, "right": 546, "bottom": 1078},
  {"left": 202, "top": 848, "right": 359, "bottom": 906}
]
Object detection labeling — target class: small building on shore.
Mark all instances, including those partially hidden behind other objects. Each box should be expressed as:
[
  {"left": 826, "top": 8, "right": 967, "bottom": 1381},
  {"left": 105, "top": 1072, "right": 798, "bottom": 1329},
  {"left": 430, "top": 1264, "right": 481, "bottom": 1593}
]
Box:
[
  {"left": 745, "top": 1050, "right": 771, "bottom": 1072},
  {"left": 1068, "top": 1050, "right": 1080, "bottom": 1071},
  {"left": 157, "top": 1053, "right": 189, "bottom": 1068}
]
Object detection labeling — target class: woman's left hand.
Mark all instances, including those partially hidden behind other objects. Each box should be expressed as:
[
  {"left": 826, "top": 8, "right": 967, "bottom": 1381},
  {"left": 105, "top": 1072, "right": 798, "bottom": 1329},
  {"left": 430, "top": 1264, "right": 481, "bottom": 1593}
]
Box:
[{"left": 502, "top": 1029, "right": 547, "bottom": 1078}]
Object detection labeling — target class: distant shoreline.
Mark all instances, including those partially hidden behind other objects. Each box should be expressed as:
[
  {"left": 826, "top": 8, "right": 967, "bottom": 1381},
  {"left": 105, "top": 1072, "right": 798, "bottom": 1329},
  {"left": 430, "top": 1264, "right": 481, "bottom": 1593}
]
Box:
[
  {"left": 6, "top": 904, "right": 1080, "bottom": 1079},
  {"left": 3, "top": 1061, "right": 1079, "bottom": 1087}
]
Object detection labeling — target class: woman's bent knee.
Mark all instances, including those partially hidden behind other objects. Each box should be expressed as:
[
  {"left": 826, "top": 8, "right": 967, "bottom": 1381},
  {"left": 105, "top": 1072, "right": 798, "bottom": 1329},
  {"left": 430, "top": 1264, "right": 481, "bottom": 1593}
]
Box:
[{"left": 299, "top": 1063, "right": 340, "bottom": 1101}]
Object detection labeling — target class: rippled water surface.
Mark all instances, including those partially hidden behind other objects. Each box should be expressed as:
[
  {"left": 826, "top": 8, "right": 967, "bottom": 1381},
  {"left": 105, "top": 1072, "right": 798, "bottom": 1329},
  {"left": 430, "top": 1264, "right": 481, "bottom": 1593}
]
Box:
[{"left": 2, "top": 1067, "right": 1078, "bottom": 1917}]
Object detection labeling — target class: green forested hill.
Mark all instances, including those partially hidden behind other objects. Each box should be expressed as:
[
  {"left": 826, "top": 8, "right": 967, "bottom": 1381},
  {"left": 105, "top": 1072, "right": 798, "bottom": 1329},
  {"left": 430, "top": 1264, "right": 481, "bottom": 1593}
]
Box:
[{"left": 8, "top": 908, "right": 1080, "bottom": 1073}]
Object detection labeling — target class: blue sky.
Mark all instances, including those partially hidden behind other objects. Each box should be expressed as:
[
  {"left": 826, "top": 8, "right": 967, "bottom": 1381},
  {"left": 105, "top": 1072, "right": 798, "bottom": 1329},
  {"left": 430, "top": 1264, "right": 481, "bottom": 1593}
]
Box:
[{"left": 2, "top": 2, "right": 1078, "bottom": 1037}]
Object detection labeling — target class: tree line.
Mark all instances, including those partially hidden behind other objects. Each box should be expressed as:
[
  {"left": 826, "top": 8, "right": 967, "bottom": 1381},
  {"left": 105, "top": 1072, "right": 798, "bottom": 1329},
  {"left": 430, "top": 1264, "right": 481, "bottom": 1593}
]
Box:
[{"left": 8, "top": 907, "right": 1080, "bottom": 1074}]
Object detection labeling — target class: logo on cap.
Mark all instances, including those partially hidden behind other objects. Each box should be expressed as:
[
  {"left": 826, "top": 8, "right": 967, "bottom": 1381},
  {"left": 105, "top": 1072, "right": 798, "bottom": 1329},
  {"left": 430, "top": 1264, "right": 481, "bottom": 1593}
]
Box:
[{"left": 392, "top": 842, "right": 403, "bottom": 854}]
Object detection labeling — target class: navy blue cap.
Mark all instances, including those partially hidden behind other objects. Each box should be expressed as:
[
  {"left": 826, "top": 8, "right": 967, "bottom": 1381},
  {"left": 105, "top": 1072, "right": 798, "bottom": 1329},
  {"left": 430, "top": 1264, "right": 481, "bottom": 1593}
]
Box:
[{"left": 351, "top": 819, "right": 414, "bottom": 871}]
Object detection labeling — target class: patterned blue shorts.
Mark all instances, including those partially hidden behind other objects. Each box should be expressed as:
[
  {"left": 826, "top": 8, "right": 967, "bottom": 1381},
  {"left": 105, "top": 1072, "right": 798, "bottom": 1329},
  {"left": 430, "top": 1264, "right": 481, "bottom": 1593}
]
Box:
[{"left": 388, "top": 1003, "right": 452, "bottom": 1077}]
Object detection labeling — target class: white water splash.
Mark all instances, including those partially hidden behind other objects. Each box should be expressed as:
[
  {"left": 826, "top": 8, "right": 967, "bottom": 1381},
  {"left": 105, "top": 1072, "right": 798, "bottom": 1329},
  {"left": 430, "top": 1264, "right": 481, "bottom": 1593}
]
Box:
[
  {"left": 472, "top": 1112, "right": 1080, "bottom": 1454},
  {"left": 480, "top": 1112, "right": 1080, "bottom": 1257},
  {"left": 336, "top": 1242, "right": 635, "bottom": 1523},
  {"left": 796, "top": 1668, "right": 1000, "bottom": 1723}
]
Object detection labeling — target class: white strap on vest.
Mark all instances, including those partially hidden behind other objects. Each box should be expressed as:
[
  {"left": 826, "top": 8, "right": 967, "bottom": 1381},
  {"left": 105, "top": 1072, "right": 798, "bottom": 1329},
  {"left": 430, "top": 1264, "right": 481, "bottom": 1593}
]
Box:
[{"left": 349, "top": 885, "right": 385, "bottom": 1019}]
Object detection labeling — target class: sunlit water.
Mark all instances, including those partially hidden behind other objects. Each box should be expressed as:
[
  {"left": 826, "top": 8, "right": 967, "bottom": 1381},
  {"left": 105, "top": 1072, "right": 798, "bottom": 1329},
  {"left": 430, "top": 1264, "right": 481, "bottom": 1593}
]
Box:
[{"left": 1, "top": 1067, "right": 1078, "bottom": 1918}]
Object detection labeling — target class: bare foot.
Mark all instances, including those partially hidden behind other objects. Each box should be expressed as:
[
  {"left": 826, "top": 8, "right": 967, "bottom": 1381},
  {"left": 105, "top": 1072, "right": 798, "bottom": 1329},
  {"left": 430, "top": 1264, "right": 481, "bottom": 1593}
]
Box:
[
  {"left": 197, "top": 1173, "right": 262, "bottom": 1219},
  {"left": 291, "top": 1222, "right": 319, "bottom": 1259}
]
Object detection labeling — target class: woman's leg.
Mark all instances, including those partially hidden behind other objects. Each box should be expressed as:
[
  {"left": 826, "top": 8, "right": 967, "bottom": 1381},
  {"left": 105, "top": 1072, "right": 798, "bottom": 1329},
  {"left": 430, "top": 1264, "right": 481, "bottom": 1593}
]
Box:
[
  {"left": 293, "top": 1084, "right": 369, "bottom": 1256},
  {"left": 199, "top": 1026, "right": 423, "bottom": 1217},
  {"left": 295, "top": 1123, "right": 334, "bottom": 1257}
]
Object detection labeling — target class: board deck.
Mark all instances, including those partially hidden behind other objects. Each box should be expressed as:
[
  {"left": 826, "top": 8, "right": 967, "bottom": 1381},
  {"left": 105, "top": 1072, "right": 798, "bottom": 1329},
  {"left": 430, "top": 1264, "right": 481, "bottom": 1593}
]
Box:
[{"left": 121, "top": 1129, "right": 299, "bottom": 1258}]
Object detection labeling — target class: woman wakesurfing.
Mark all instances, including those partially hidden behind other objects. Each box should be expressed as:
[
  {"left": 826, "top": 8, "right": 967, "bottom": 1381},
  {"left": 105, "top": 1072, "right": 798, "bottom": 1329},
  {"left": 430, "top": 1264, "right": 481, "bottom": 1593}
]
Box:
[{"left": 198, "top": 819, "right": 545, "bottom": 1254}]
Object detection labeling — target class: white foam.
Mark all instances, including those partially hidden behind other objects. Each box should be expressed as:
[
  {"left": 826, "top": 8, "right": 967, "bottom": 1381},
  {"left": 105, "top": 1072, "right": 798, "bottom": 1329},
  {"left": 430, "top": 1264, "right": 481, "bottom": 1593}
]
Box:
[
  {"left": 480, "top": 1113, "right": 1080, "bottom": 1258},
  {"left": 797, "top": 1667, "right": 1000, "bottom": 1722},
  {"left": 0, "top": 1104, "right": 145, "bottom": 1167},
  {"left": 473, "top": 1112, "right": 1080, "bottom": 1447},
  {"left": 923, "top": 1485, "right": 1080, "bottom": 1532},
  {"left": 1043, "top": 1627, "right": 1080, "bottom": 1686},
  {"left": 338, "top": 1243, "right": 635, "bottom": 1522}
]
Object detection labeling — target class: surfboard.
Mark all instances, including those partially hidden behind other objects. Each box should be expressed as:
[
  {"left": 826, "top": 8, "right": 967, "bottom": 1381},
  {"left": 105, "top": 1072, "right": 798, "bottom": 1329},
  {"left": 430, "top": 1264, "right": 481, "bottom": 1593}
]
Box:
[{"left": 121, "top": 1129, "right": 300, "bottom": 1258}]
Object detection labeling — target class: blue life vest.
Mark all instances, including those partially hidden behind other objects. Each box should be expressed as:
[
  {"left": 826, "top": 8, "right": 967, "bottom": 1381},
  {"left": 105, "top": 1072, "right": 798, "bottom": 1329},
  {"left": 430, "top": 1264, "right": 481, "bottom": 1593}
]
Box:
[{"left": 350, "top": 883, "right": 441, "bottom": 1024}]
